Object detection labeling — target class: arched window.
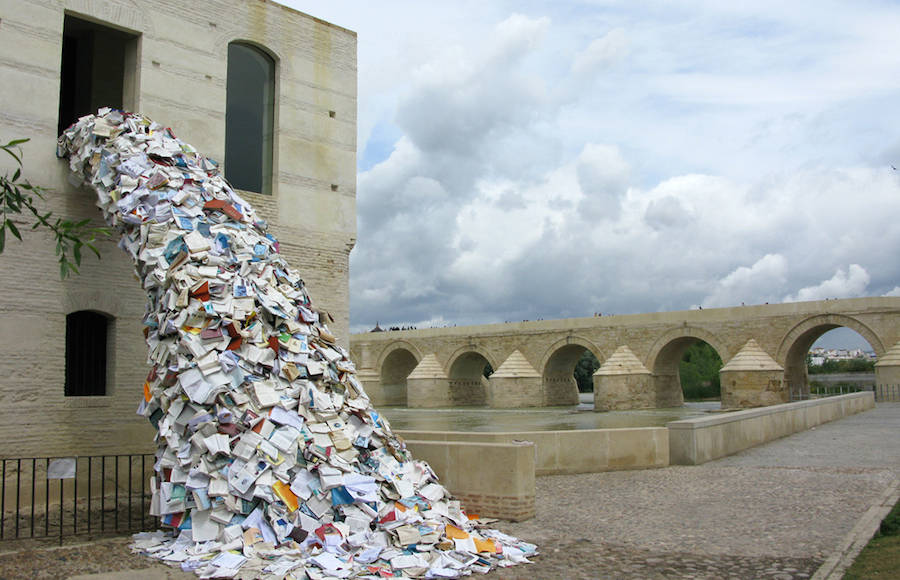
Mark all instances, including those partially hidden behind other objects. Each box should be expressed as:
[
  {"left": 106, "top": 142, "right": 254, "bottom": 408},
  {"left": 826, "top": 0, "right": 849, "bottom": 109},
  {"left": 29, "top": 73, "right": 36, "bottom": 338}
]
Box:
[
  {"left": 225, "top": 42, "right": 275, "bottom": 195},
  {"left": 65, "top": 310, "right": 111, "bottom": 397}
]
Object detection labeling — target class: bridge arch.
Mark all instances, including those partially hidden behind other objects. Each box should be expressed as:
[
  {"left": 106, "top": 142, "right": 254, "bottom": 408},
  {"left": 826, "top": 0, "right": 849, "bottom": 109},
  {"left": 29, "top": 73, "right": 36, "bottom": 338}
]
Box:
[
  {"left": 445, "top": 345, "right": 497, "bottom": 407},
  {"left": 539, "top": 336, "right": 603, "bottom": 406},
  {"left": 776, "top": 314, "right": 885, "bottom": 391},
  {"left": 645, "top": 326, "right": 730, "bottom": 407},
  {"left": 377, "top": 341, "right": 422, "bottom": 406}
]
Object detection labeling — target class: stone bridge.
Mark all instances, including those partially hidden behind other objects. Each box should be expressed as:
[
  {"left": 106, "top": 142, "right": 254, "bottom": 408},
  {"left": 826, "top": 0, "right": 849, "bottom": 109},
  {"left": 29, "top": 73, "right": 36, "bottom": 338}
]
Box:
[{"left": 348, "top": 297, "right": 900, "bottom": 409}]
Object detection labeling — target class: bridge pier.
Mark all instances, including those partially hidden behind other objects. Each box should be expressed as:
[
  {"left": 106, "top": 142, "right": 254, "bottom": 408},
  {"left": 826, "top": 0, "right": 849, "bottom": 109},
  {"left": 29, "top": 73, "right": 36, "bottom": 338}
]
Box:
[
  {"left": 875, "top": 341, "right": 900, "bottom": 386},
  {"left": 406, "top": 354, "right": 453, "bottom": 408},
  {"left": 488, "top": 350, "right": 543, "bottom": 407},
  {"left": 719, "top": 340, "right": 786, "bottom": 408},
  {"left": 593, "top": 346, "right": 659, "bottom": 410},
  {"left": 488, "top": 375, "right": 544, "bottom": 407},
  {"left": 594, "top": 372, "right": 655, "bottom": 410},
  {"left": 355, "top": 368, "right": 384, "bottom": 404}
]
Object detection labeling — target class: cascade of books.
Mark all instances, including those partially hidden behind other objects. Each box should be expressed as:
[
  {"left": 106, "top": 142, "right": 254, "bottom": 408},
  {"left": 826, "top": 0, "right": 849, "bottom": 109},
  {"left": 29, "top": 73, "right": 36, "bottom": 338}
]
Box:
[{"left": 58, "top": 109, "right": 536, "bottom": 579}]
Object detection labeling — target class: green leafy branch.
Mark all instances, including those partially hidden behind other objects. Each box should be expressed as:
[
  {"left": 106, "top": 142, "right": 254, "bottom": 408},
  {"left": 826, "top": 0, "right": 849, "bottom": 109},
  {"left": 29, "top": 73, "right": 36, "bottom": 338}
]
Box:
[{"left": 0, "top": 138, "right": 109, "bottom": 277}]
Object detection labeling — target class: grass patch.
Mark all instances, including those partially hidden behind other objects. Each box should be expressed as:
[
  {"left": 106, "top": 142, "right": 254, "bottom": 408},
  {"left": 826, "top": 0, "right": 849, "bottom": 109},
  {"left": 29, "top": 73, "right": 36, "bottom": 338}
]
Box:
[
  {"left": 879, "top": 497, "right": 900, "bottom": 536},
  {"left": 844, "top": 535, "right": 900, "bottom": 579},
  {"left": 844, "top": 496, "right": 900, "bottom": 579}
]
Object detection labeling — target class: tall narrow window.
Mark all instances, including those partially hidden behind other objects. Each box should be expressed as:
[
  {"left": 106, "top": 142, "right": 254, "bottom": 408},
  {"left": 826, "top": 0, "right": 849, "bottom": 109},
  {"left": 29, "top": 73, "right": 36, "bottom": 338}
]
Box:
[
  {"left": 225, "top": 42, "right": 275, "bottom": 195},
  {"left": 58, "top": 15, "right": 138, "bottom": 136},
  {"left": 65, "top": 311, "right": 110, "bottom": 397}
]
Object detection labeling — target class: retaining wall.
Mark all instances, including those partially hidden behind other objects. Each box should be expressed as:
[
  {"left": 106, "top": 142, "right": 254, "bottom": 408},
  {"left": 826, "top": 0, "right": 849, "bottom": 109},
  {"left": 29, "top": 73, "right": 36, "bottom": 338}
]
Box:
[
  {"left": 403, "top": 440, "right": 535, "bottom": 521},
  {"left": 398, "top": 393, "right": 873, "bottom": 521},
  {"left": 400, "top": 428, "right": 668, "bottom": 476},
  {"left": 667, "top": 392, "right": 875, "bottom": 465}
]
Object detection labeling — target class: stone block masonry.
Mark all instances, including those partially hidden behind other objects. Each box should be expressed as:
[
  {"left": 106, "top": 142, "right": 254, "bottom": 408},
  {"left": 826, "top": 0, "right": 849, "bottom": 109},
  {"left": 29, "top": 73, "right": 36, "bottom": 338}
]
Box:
[
  {"left": 399, "top": 428, "right": 668, "bottom": 476},
  {"left": 0, "top": 0, "right": 357, "bottom": 459},
  {"left": 352, "top": 298, "right": 900, "bottom": 409},
  {"left": 404, "top": 440, "right": 536, "bottom": 521}
]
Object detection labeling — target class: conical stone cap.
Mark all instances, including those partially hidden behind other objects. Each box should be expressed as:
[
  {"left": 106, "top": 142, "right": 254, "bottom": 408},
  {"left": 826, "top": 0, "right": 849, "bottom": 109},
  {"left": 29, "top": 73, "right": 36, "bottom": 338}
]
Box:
[
  {"left": 720, "top": 339, "right": 783, "bottom": 372},
  {"left": 875, "top": 341, "right": 900, "bottom": 367},
  {"left": 595, "top": 345, "right": 650, "bottom": 375},
  {"left": 492, "top": 350, "right": 540, "bottom": 378},
  {"left": 407, "top": 353, "right": 448, "bottom": 379}
]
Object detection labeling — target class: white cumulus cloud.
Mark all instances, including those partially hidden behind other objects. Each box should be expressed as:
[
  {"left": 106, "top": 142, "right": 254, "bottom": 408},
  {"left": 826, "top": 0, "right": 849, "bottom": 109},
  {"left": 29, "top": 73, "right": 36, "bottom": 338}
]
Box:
[
  {"left": 285, "top": 1, "right": 900, "bottom": 331},
  {"left": 572, "top": 27, "right": 628, "bottom": 76},
  {"left": 784, "top": 264, "right": 871, "bottom": 303},
  {"left": 702, "top": 254, "right": 789, "bottom": 308}
]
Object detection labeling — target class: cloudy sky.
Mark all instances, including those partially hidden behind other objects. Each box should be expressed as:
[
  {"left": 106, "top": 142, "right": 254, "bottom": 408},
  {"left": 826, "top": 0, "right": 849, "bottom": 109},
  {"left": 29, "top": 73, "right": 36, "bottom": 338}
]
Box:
[{"left": 283, "top": 1, "right": 900, "bottom": 348}]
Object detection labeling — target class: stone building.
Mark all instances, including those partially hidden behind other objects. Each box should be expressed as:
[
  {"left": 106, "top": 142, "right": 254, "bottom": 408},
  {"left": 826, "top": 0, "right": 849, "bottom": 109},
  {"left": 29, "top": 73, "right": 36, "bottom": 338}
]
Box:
[{"left": 0, "top": 0, "right": 356, "bottom": 456}]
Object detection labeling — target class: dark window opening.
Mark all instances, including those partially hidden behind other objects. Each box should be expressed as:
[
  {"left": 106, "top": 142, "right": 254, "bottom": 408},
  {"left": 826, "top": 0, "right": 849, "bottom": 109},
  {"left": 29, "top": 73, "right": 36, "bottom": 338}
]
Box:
[
  {"left": 65, "top": 311, "right": 110, "bottom": 397},
  {"left": 225, "top": 42, "right": 275, "bottom": 195},
  {"left": 58, "top": 15, "right": 137, "bottom": 136}
]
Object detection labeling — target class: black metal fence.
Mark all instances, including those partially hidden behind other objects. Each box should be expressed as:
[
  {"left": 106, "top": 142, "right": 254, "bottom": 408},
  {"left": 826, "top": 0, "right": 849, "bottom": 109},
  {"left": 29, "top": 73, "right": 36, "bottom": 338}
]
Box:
[
  {"left": 786, "top": 383, "right": 900, "bottom": 403},
  {"left": 0, "top": 454, "right": 157, "bottom": 542},
  {"left": 787, "top": 383, "right": 868, "bottom": 402},
  {"left": 875, "top": 384, "right": 900, "bottom": 402}
]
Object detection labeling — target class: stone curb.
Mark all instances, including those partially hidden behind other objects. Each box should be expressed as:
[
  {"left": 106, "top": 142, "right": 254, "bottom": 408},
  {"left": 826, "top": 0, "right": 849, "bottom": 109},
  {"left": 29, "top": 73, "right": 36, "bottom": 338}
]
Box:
[{"left": 812, "top": 476, "right": 900, "bottom": 580}]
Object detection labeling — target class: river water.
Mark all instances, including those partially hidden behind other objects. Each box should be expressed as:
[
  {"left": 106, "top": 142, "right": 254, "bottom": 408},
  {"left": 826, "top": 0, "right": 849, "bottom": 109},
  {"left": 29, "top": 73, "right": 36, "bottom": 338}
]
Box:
[{"left": 380, "top": 394, "right": 721, "bottom": 432}]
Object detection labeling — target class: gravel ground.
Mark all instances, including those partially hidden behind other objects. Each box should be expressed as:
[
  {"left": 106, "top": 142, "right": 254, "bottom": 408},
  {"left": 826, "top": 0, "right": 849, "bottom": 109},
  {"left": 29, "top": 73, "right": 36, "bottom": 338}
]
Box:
[{"left": 1, "top": 404, "right": 897, "bottom": 580}]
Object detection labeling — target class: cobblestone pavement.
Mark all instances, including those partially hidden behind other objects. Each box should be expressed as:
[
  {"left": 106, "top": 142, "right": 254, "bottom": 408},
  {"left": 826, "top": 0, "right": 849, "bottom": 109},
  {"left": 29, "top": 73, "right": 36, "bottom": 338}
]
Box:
[
  {"left": 497, "top": 403, "right": 900, "bottom": 579},
  {"left": 1, "top": 404, "right": 897, "bottom": 579}
]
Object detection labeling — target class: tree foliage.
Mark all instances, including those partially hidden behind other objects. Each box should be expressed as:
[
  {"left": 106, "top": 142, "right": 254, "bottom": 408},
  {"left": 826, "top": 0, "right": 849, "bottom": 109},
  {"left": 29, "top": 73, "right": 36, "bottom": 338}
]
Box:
[
  {"left": 574, "top": 350, "right": 600, "bottom": 393},
  {"left": 679, "top": 341, "right": 722, "bottom": 400},
  {"left": 0, "top": 138, "right": 107, "bottom": 277},
  {"left": 808, "top": 357, "right": 875, "bottom": 374}
]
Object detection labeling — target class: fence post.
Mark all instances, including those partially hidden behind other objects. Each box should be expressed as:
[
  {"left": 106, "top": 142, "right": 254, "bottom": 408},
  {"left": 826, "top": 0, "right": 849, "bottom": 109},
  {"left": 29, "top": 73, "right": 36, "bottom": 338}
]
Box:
[
  {"left": 15, "top": 458, "right": 21, "bottom": 539},
  {"left": 44, "top": 459, "right": 49, "bottom": 536},
  {"left": 87, "top": 457, "right": 92, "bottom": 534},
  {"left": 128, "top": 455, "right": 132, "bottom": 530},
  {"left": 73, "top": 457, "right": 78, "bottom": 535},
  {"left": 115, "top": 455, "right": 119, "bottom": 531},
  {"left": 141, "top": 455, "right": 145, "bottom": 530},
  {"left": 1, "top": 459, "right": 6, "bottom": 539},
  {"left": 30, "top": 458, "right": 35, "bottom": 538},
  {"left": 101, "top": 456, "right": 105, "bottom": 533},
  {"left": 58, "top": 471, "right": 63, "bottom": 546}
]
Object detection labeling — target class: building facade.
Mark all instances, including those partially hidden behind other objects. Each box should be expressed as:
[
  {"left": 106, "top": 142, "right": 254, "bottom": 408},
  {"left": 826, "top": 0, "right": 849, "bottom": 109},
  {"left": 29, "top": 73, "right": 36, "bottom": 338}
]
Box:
[{"left": 0, "top": 0, "right": 357, "bottom": 456}]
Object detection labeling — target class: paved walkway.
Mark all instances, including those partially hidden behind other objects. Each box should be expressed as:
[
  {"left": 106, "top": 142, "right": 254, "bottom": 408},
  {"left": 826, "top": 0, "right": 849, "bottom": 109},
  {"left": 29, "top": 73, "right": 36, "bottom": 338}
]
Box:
[
  {"left": 2, "top": 403, "right": 898, "bottom": 579},
  {"left": 496, "top": 402, "right": 900, "bottom": 579}
]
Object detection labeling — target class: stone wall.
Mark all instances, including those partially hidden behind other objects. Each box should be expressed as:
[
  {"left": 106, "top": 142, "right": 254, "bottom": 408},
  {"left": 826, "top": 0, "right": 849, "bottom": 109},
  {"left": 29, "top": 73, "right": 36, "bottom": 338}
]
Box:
[
  {"left": 399, "top": 428, "right": 669, "bottom": 476},
  {"left": 0, "top": 0, "right": 356, "bottom": 457},
  {"left": 668, "top": 392, "right": 875, "bottom": 465},
  {"left": 404, "top": 440, "right": 536, "bottom": 521}
]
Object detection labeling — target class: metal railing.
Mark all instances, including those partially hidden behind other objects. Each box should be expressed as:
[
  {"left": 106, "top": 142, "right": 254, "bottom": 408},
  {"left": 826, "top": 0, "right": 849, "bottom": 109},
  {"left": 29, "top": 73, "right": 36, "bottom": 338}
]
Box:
[
  {"left": 788, "top": 383, "right": 869, "bottom": 402},
  {"left": 875, "top": 384, "right": 900, "bottom": 402},
  {"left": 0, "top": 454, "right": 157, "bottom": 542},
  {"left": 786, "top": 383, "right": 900, "bottom": 403}
]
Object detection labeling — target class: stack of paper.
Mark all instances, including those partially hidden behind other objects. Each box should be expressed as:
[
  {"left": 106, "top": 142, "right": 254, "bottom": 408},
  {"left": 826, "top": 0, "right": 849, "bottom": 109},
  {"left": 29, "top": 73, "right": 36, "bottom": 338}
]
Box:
[{"left": 58, "top": 109, "right": 537, "bottom": 579}]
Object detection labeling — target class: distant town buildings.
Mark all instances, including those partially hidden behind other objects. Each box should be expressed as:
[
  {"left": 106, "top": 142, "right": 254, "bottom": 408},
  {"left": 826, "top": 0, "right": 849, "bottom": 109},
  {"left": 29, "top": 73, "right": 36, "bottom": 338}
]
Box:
[{"left": 808, "top": 347, "right": 876, "bottom": 366}]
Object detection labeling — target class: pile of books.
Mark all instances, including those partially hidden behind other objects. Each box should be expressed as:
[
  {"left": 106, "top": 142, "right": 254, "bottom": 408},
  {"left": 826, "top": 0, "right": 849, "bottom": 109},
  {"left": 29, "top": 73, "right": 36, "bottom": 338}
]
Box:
[{"left": 57, "top": 109, "right": 537, "bottom": 579}]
